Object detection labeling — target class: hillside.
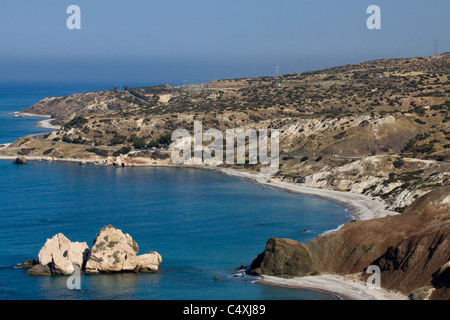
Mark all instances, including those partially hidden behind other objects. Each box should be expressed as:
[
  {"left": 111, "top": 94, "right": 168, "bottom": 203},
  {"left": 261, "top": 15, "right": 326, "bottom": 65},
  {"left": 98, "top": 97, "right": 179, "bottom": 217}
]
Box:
[
  {"left": 4, "top": 53, "right": 449, "bottom": 299},
  {"left": 21, "top": 53, "right": 449, "bottom": 159},
  {"left": 6, "top": 53, "right": 448, "bottom": 212}
]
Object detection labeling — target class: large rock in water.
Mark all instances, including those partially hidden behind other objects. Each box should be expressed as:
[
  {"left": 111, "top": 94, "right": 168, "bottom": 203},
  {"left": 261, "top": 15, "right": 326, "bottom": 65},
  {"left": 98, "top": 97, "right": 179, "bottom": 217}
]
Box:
[
  {"left": 85, "top": 225, "right": 162, "bottom": 273},
  {"left": 249, "top": 238, "right": 313, "bottom": 277},
  {"left": 28, "top": 233, "right": 90, "bottom": 275},
  {"left": 13, "top": 156, "right": 26, "bottom": 165},
  {"left": 26, "top": 226, "right": 161, "bottom": 275}
]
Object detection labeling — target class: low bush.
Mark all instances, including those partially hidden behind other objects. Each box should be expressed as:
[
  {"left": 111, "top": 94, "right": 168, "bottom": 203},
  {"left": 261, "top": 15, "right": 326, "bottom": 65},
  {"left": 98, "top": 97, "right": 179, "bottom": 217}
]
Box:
[
  {"left": 112, "top": 146, "right": 132, "bottom": 157},
  {"left": 64, "top": 116, "right": 88, "bottom": 129},
  {"left": 86, "top": 148, "right": 109, "bottom": 157}
]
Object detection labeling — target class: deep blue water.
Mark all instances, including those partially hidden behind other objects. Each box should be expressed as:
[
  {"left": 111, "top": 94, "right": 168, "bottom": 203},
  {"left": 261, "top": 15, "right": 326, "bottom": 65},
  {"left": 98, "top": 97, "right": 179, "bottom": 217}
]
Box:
[
  {"left": 0, "top": 82, "right": 351, "bottom": 300},
  {"left": 0, "top": 81, "right": 117, "bottom": 144}
]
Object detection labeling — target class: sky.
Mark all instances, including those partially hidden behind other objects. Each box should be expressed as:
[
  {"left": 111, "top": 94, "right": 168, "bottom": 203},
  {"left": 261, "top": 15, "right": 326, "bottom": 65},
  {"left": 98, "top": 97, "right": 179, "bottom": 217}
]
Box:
[{"left": 0, "top": 0, "right": 449, "bottom": 84}]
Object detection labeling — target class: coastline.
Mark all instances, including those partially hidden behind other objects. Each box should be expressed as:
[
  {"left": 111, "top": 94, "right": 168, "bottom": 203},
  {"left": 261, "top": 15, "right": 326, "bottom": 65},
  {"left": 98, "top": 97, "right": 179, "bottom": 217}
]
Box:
[
  {"left": 214, "top": 168, "right": 395, "bottom": 222},
  {"left": 13, "top": 111, "right": 61, "bottom": 130},
  {"left": 0, "top": 155, "right": 394, "bottom": 222},
  {"left": 13, "top": 111, "right": 52, "bottom": 118},
  {"left": 37, "top": 118, "right": 61, "bottom": 130},
  {"left": 0, "top": 156, "right": 402, "bottom": 299},
  {"left": 0, "top": 144, "right": 11, "bottom": 152},
  {"left": 260, "top": 275, "right": 408, "bottom": 300}
]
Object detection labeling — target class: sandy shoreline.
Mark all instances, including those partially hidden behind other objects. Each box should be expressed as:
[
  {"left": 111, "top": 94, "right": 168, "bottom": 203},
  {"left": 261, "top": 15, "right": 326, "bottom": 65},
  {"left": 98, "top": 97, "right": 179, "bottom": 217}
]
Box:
[
  {"left": 12, "top": 111, "right": 61, "bottom": 130},
  {"left": 0, "top": 156, "right": 393, "bottom": 222},
  {"left": 13, "top": 111, "right": 52, "bottom": 118},
  {"left": 215, "top": 168, "right": 395, "bottom": 221},
  {"left": 0, "top": 144, "right": 12, "bottom": 152},
  {"left": 0, "top": 156, "right": 403, "bottom": 299},
  {"left": 0, "top": 155, "right": 95, "bottom": 163},
  {"left": 260, "top": 275, "right": 408, "bottom": 300},
  {"left": 37, "top": 118, "right": 61, "bottom": 130}
]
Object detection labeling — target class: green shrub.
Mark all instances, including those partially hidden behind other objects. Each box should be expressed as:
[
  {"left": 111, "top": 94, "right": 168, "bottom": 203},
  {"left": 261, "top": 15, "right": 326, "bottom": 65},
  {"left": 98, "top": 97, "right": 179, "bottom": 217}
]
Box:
[
  {"left": 392, "top": 158, "right": 405, "bottom": 169},
  {"left": 158, "top": 132, "right": 172, "bottom": 145},
  {"left": 333, "top": 131, "right": 346, "bottom": 140},
  {"left": 414, "top": 118, "right": 426, "bottom": 125},
  {"left": 112, "top": 146, "right": 132, "bottom": 157},
  {"left": 110, "top": 134, "right": 127, "bottom": 146},
  {"left": 43, "top": 148, "right": 54, "bottom": 155},
  {"left": 133, "top": 138, "right": 146, "bottom": 149},
  {"left": 62, "top": 135, "right": 72, "bottom": 143},
  {"left": 148, "top": 140, "right": 159, "bottom": 148},
  {"left": 86, "top": 148, "right": 109, "bottom": 157},
  {"left": 64, "top": 116, "right": 88, "bottom": 129}
]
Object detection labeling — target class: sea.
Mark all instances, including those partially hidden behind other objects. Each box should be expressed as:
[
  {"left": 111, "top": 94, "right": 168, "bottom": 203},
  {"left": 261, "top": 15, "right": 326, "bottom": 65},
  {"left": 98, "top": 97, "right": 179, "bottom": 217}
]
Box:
[{"left": 0, "top": 81, "right": 352, "bottom": 300}]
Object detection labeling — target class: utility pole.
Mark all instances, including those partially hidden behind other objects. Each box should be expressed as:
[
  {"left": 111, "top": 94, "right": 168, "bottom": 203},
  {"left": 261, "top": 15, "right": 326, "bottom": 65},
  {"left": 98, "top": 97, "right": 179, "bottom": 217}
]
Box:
[
  {"left": 434, "top": 38, "right": 439, "bottom": 56},
  {"left": 276, "top": 66, "right": 279, "bottom": 78}
]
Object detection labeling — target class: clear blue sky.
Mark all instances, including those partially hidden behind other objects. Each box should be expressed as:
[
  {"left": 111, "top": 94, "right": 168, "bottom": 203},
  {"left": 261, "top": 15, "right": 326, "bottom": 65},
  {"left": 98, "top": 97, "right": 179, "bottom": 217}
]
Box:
[{"left": 0, "top": 0, "right": 449, "bottom": 84}]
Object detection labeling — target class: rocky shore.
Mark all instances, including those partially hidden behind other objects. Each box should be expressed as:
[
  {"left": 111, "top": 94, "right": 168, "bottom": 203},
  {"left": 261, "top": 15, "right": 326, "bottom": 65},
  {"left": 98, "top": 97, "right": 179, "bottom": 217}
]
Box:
[{"left": 21, "top": 225, "right": 162, "bottom": 275}]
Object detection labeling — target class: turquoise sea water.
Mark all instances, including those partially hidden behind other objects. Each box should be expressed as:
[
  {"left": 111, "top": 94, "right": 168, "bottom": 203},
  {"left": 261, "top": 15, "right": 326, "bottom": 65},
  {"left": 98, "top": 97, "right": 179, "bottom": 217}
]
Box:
[{"left": 0, "top": 82, "right": 351, "bottom": 300}]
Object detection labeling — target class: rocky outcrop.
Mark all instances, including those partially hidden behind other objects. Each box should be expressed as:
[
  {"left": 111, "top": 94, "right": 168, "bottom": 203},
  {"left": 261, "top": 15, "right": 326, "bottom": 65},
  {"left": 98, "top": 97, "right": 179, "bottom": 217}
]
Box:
[
  {"left": 13, "top": 156, "right": 26, "bottom": 164},
  {"left": 28, "top": 233, "right": 90, "bottom": 275},
  {"left": 85, "top": 225, "right": 161, "bottom": 274},
  {"left": 16, "top": 259, "right": 37, "bottom": 268},
  {"left": 250, "top": 186, "right": 450, "bottom": 300},
  {"left": 250, "top": 238, "right": 313, "bottom": 277},
  {"left": 26, "top": 226, "right": 162, "bottom": 275}
]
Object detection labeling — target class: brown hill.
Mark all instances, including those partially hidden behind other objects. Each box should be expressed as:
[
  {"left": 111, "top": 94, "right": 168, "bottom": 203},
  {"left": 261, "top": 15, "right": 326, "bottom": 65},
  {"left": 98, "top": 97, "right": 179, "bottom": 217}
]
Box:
[{"left": 250, "top": 185, "right": 450, "bottom": 299}]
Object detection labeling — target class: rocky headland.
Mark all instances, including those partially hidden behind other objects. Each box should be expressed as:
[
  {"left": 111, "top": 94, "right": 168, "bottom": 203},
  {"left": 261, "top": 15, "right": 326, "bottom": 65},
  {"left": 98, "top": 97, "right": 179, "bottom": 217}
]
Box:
[{"left": 249, "top": 186, "right": 450, "bottom": 300}]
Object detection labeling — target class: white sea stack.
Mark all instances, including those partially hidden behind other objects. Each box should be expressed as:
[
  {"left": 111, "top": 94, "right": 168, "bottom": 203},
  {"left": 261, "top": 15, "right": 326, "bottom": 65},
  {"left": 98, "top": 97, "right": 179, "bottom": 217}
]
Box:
[
  {"left": 35, "top": 233, "right": 90, "bottom": 275},
  {"left": 85, "top": 225, "right": 162, "bottom": 273}
]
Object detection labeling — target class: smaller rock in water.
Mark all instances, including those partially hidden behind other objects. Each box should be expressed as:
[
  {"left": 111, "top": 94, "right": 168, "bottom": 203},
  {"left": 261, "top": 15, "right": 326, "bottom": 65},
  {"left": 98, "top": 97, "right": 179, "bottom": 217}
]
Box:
[
  {"left": 13, "top": 156, "right": 27, "bottom": 165},
  {"left": 16, "top": 259, "right": 37, "bottom": 268},
  {"left": 27, "top": 264, "right": 51, "bottom": 275}
]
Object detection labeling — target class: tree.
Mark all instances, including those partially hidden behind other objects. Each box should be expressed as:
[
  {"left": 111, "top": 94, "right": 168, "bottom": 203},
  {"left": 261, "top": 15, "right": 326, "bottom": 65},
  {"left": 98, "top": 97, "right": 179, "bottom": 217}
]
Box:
[
  {"left": 112, "top": 146, "right": 132, "bottom": 157},
  {"left": 64, "top": 116, "right": 88, "bottom": 129},
  {"left": 148, "top": 140, "right": 159, "bottom": 148},
  {"left": 158, "top": 132, "right": 172, "bottom": 145},
  {"left": 110, "top": 134, "right": 127, "bottom": 146},
  {"left": 133, "top": 138, "right": 146, "bottom": 149}
]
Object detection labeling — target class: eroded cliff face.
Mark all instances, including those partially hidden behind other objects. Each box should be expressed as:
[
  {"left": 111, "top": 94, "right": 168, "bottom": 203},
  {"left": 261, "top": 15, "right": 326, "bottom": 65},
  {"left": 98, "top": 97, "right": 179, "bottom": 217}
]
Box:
[{"left": 250, "top": 186, "right": 450, "bottom": 299}]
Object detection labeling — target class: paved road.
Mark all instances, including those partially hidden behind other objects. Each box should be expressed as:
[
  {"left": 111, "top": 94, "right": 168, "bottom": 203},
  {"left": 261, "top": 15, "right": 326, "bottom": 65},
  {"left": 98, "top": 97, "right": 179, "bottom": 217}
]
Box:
[
  {"left": 119, "top": 89, "right": 150, "bottom": 105},
  {"left": 30, "top": 134, "right": 449, "bottom": 164},
  {"left": 280, "top": 152, "right": 363, "bottom": 161}
]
